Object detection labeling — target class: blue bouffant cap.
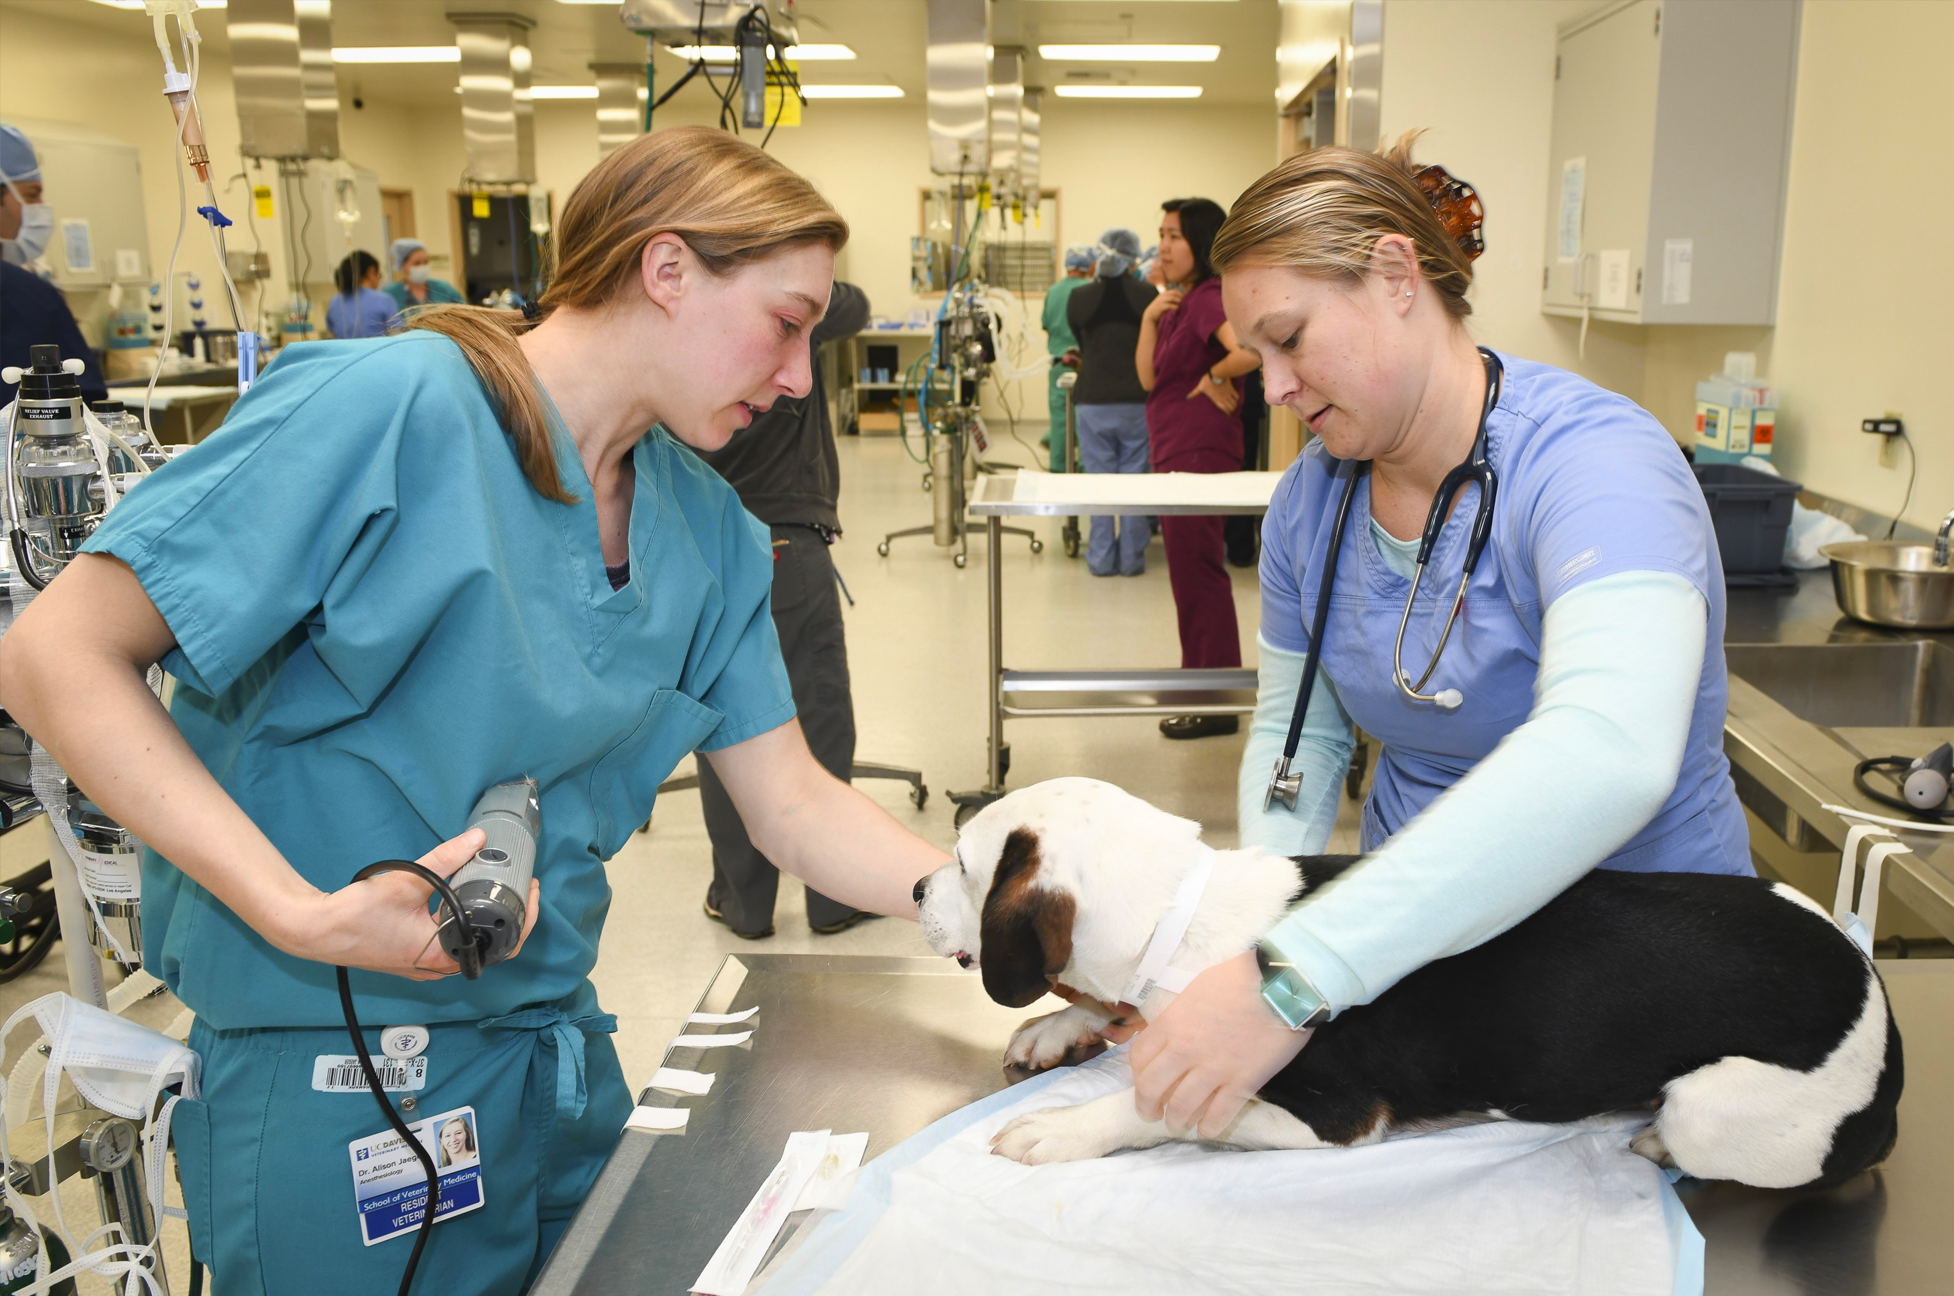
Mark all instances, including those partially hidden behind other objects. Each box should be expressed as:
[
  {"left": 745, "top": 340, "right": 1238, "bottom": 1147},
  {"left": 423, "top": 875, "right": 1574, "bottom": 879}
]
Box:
[
  {"left": 1063, "top": 243, "right": 1096, "bottom": 273},
  {"left": 0, "top": 123, "right": 41, "bottom": 184},
  {"left": 390, "top": 237, "right": 426, "bottom": 271},
  {"left": 1094, "top": 227, "right": 1142, "bottom": 277}
]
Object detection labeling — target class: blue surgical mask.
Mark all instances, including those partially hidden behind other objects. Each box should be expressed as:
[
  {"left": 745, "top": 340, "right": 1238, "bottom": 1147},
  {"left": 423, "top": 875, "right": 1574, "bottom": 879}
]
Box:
[{"left": 3, "top": 179, "right": 52, "bottom": 266}]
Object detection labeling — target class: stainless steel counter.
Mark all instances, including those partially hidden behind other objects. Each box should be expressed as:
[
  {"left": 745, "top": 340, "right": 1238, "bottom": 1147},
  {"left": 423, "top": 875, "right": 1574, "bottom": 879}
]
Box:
[
  {"left": 1723, "top": 569, "right": 1954, "bottom": 940},
  {"left": 534, "top": 954, "right": 1953, "bottom": 1296}
]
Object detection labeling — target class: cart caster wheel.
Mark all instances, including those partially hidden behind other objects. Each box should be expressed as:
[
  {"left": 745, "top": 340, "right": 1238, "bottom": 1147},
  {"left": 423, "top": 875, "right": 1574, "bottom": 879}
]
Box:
[
  {"left": 1064, "top": 534, "right": 1080, "bottom": 558},
  {"left": 1029, "top": 539, "right": 1044, "bottom": 554},
  {"left": 911, "top": 783, "right": 929, "bottom": 810},
  {"left": 877, "top": 541, "right": 890, "bottom": 557},
  {"left": 953, "top": 802, "right": 979, "bottom": 829},
  {"left": 953, "top": 553, "right": 967, "bottom": 569}
]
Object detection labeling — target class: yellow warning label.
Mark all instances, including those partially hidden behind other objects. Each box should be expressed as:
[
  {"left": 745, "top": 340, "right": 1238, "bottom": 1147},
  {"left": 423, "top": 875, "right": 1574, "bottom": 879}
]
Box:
[
  {"left": 472, "top": 191, "right": 490, "bottom": 218},
  {"left": 763, "top": 62, "right": 801, "bottom": 128},
  {"left": 253, "top": 185, "right": 273, "bottom": 219}
]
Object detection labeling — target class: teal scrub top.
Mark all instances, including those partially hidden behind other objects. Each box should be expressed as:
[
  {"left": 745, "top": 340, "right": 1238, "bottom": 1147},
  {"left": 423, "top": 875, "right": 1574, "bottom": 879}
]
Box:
[
  {"left": 80, "top": 331, "right": 795, "bottom": 1030},
  {"left": 1040, "top": 276, "right": 1087, "bottom": 355},
  {"left": 383, "top": 278, "right": 466, "bottom": 314}
]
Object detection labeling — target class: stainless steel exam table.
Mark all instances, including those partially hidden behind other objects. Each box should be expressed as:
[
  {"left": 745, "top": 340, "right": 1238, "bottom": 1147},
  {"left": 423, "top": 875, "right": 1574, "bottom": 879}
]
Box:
[{"left": 533, "top": 953, "right": 1953, "bottom": 1296}]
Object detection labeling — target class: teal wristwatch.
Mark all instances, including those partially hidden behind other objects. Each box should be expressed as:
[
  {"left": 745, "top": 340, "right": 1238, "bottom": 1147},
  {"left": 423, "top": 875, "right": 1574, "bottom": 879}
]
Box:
[{"left": 1256, "top": 939, "right": 1332, "bottom": 1032}]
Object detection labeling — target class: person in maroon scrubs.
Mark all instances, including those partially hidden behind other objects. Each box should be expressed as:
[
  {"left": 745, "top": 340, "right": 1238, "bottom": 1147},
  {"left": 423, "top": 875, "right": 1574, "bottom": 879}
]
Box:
[{"left": 1136, "top": 198, "right": 1264, "bottom": 739}]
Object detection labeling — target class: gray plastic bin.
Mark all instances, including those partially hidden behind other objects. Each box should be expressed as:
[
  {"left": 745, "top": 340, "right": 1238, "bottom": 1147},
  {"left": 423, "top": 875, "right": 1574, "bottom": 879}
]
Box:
[{"left": 1692, "top": 462, "right": 1800, "bottom": 577}]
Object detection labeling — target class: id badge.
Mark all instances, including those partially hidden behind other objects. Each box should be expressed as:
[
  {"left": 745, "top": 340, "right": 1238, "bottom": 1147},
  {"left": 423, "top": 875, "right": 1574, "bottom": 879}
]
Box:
[{"left": 347, "top": 1104, "right": 485, "bottom": 1246}]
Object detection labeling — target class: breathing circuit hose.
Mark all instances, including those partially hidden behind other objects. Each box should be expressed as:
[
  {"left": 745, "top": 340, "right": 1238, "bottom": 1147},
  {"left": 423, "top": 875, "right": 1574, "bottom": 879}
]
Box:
[{"left": 335, "top": 859, "right": 484, "bottom": 1296}]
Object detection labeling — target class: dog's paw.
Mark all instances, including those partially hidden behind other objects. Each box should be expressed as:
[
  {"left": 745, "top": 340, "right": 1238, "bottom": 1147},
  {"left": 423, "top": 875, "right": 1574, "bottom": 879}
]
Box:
[
  {"left": 991, "top": 1105, "right": 1121, "bottom": 1165},
  {"left": 1630, "top": 1123, "right": 1677, "bottom": 1169},
  {"left": 1004, "top": 1008, "right": 1105, "bottom": 1072}
]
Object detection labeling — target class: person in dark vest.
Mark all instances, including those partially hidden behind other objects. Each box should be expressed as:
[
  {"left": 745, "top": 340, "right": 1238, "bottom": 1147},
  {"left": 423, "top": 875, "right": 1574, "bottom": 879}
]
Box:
[
  {"left": 692, "top": 280, "right": 877, "bottom": 937},
  {"left": 1065, "top": 228, "right": 1158, "bottom": 576}
]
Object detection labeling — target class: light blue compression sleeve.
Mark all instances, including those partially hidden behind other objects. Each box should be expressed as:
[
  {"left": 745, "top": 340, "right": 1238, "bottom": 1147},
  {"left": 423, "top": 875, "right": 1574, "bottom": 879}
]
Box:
[
  {"left": 1238, "top": 635, "right": 1355, "bottom": 856},
  {"left": 1262, "top": 568, "right": 1709, "bottom": 1014}
]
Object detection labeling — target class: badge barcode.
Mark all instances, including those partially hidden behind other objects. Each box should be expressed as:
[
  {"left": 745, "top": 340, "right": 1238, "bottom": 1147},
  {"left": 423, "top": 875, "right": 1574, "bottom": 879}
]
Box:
[{"left": 328, "top": 1063, "right": 407, "bottom": 1088}]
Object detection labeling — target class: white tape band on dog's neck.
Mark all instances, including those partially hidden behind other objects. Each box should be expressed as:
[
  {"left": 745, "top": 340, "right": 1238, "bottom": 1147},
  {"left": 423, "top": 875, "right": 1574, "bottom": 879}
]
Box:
[{"left": 1121, "top": 845, "right": 1216, "bottom": 1006}]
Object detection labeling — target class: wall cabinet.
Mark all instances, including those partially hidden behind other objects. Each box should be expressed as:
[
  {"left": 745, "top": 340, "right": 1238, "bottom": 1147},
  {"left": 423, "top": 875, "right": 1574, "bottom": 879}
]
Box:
[{"left": 1540, "top": 0, "right": 1801, "bottom": 326}]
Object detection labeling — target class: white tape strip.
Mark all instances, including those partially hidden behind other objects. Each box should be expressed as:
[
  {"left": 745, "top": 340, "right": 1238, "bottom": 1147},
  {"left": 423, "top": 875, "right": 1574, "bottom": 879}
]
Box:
[
  {"left": 649, "top": 1067, "right": 715, "bottom": 1096},
  {"left": 624, "top": 1106, "right": 689, "bottom": 1133},
  {"left": 671, "top": 1031, "right": 752, "bottom": 1050},
  {"left": 687, "top": 1007, "right": 758, "bottom": 1026}
]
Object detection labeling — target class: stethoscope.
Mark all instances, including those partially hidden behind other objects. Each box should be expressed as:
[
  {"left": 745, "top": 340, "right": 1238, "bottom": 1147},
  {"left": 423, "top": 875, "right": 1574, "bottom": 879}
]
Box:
[{"left": 1265, "top": 347, "right": 1504, "bottom": 813}]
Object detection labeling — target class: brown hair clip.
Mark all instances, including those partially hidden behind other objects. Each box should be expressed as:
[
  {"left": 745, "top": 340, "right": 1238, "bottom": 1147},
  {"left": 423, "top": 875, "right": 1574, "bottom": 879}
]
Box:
[{"left": 1413, "top": 164, "right": 1486, "bottom": 261}]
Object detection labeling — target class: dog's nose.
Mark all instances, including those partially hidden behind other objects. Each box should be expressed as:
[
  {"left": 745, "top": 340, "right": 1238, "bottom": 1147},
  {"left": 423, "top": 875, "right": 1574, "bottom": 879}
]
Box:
[{"left": 912, "top": 877, "right": 928, "bottom": 906}]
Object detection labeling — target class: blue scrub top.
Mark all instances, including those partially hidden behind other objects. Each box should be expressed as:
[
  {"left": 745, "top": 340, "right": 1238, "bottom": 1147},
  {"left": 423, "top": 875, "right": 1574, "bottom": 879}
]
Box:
[
  {"left": 81, "top": 331, "right": 795, "bottom": 1029},
  {"left": 324, "top": 286, "right": 397, "bottom": 339},
  {"left": 1260, "top": 350, "right": 1751, "bottom": 875}
]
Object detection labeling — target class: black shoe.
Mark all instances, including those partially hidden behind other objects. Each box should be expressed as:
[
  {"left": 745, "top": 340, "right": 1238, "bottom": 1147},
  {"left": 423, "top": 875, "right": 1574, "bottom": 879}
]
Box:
[
  {"left": 1159, "top": 714, "right": 1240, "bottom": 740},
  {"left": 703, "top": 885, "right": 774, "bottom": 940},
  {"left": 809, "top": 909, "right": 883, "bottom": 935}
]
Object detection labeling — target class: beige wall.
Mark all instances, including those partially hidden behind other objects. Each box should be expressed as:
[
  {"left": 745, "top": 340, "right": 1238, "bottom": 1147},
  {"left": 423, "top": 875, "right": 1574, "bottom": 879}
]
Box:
[
  {"left": 1379, "top": 0, "right": 1949, "bottom": 530},
  {"left": 1722, "top": 0, "right": 1950, "bottom": 531},
  {"left": 1378, "top": 0, "right": 1649, "bottom": 401}
]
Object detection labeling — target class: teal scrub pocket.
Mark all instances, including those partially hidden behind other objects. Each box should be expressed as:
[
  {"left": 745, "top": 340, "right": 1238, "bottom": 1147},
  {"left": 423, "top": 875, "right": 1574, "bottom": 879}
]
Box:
[
  {"left": 169, "top": 1096, "right": 213, "bottom": 1269},
  {"left": 590, "top": 688, "right": 720, "bottom": 851}
]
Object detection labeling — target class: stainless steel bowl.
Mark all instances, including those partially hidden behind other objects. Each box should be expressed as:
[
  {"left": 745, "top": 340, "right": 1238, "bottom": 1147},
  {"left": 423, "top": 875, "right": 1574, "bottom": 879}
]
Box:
[{"left": 1819, "top": 540, "right": 1954, "bottom": 628}]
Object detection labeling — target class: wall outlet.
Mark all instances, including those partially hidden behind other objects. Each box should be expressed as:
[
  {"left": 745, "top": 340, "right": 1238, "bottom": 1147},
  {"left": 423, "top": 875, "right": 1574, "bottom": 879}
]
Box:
[{"left": 1864, "top": 411, "right": 1905, "bottom": 468}]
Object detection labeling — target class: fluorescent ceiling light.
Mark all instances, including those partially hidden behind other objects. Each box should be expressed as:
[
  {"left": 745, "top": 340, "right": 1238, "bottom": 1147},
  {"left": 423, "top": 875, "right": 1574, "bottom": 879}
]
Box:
[
  {"left": 530, "top": 85, "right": 599, "bottom": 99},
  {"left": 1053, "top": 85, "right": 1203, "bottom": 99},
  {"left": 664, "top": 44, "right": 855, "bottom": 62},
  {"left": 1039, "top": 45, "right": 1220, "bottom": 61},
  {"left": 798, "top": 85, "right": 904, "bottom": 99},
  {"left": 333, "top": 46, "right": 461, "bottom": 64},
  {"left": 90, "top": 0, "right": 224, "bottom": 7}
]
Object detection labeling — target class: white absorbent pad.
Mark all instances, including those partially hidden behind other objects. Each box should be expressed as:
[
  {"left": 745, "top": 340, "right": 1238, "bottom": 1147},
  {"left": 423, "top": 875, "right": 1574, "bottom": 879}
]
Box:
[{"left": 760, "top": 1047, "right": 1703, "bottom": 1296}]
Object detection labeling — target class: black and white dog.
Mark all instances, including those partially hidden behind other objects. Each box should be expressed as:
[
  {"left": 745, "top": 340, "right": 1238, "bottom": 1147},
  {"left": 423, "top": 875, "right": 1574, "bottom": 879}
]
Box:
[{"left": 915, "top": 779, "right": 1903, "bottom": 1189}]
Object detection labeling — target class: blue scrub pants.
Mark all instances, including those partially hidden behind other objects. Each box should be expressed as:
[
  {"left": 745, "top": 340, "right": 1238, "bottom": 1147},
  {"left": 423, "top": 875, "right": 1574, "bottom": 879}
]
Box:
[
  {"left": 1074, "top": 403, "right": 1150, "bottom": 576},
  {"left": 171, "top": 980, "right": 630, "bottom": 1294}
]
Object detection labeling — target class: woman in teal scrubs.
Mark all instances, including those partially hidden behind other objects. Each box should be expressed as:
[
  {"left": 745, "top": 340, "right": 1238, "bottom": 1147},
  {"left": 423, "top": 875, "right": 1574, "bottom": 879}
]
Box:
[{"left": 0, "top": 127, "right": 947, "bottom": 1293}]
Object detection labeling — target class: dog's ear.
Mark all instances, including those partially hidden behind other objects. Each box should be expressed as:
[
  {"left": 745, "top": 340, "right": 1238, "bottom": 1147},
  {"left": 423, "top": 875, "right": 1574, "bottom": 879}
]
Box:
[{"left": 980, "top": 828, "right": 1075, "bottom": 1008}]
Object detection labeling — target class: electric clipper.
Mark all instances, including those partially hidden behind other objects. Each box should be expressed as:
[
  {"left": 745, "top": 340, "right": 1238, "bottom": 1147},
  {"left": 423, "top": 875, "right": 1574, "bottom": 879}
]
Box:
[{"left": 437, "top": 778, "right": 540, "bottom": 972}]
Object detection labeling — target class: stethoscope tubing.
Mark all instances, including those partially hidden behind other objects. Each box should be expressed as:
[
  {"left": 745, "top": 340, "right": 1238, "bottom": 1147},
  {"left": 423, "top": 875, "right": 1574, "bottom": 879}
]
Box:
[
  {"left": 1265, "top": 348, "right": 1504, "bottom": 813},
  {"left": 1391, "top": 350, "right": 1503, "bottom": 706}
]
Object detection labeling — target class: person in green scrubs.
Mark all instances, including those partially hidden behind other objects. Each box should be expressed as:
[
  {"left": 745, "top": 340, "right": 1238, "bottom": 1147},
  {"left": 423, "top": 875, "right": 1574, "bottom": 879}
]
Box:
[
  {"left": 1039, "top": 245, "right": 1095, "bottom": 472},
  {"left": 383, "top": 237, "right": 465, "bottom": 317},
  {"left": 0, "top": 127, "right": 948, "bottom": 1294}
]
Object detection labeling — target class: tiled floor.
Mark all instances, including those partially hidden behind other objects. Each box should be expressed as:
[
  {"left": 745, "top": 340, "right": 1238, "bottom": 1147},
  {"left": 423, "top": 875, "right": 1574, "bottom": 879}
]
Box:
[{"left": 0, "top": 426, "right": 1364, "bottom": 1290}]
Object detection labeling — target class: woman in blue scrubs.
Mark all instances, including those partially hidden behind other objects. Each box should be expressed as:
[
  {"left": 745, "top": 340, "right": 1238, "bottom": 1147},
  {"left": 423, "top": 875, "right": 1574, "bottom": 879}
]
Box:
[
  {"left": 1115, "top": 137, "right": 1753, "bottom": 1141},
  {"left": 0, "top": 127, "right": 948, "bottom": 1292}
]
